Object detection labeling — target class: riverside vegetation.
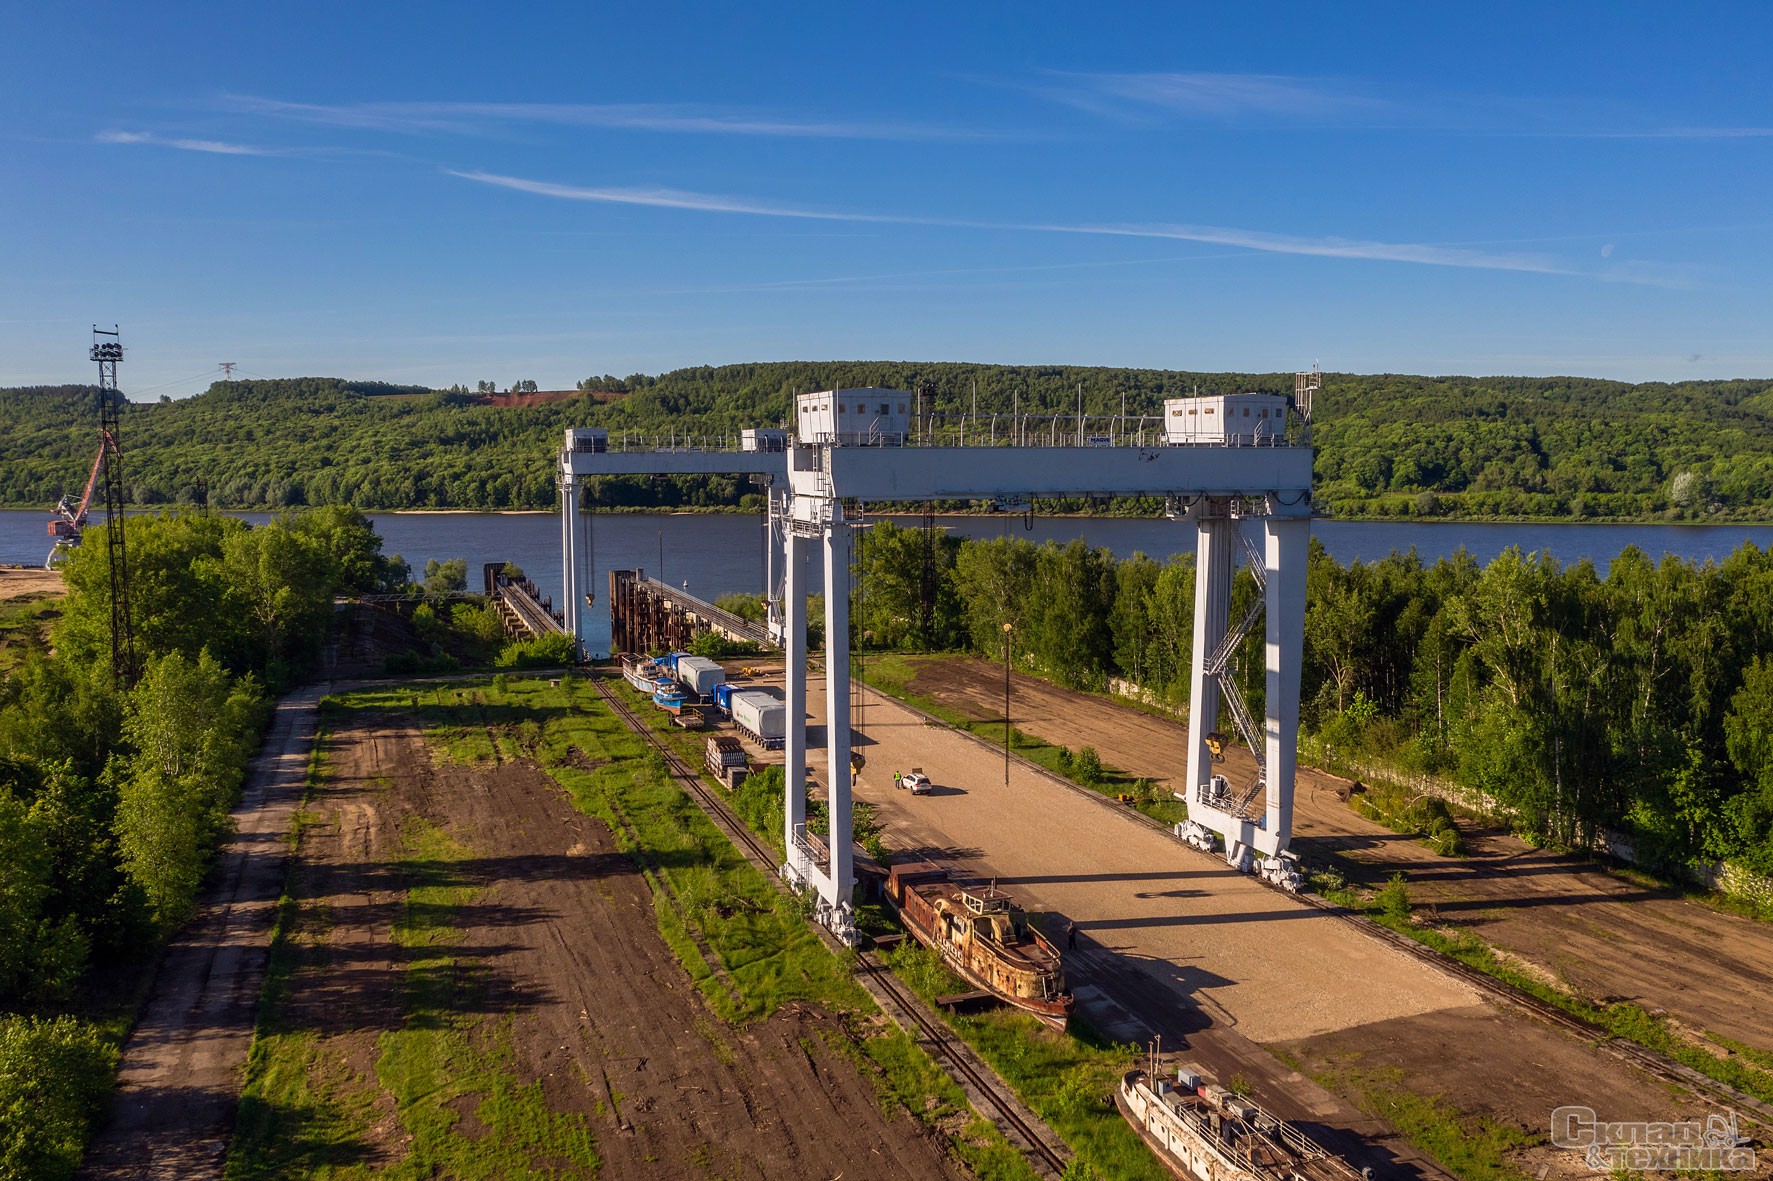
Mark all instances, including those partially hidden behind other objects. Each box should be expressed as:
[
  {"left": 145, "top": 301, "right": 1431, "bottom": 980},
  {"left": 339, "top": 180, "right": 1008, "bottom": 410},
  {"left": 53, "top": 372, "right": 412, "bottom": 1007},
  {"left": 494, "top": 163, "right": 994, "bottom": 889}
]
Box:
[
  {"left": 0, "top": 506, "right": 406, "bottom": 1180},
  {"left": 6, "top": 362, "right": 1773, "bottom": 519}
]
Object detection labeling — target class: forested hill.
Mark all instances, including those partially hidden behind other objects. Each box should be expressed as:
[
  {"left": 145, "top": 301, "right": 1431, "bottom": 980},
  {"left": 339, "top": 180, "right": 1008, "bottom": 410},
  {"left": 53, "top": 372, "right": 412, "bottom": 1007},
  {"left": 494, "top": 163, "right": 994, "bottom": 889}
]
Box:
[{"left": 4, "top": 364, "right": 1773, "bottom": 519}]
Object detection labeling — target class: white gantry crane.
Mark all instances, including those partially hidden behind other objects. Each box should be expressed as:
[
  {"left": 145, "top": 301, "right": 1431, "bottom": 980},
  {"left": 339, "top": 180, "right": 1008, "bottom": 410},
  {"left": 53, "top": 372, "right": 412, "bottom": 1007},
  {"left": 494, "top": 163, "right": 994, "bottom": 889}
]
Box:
[{"left": 559, "top": 374, "right": 1317, "bottom": 941}]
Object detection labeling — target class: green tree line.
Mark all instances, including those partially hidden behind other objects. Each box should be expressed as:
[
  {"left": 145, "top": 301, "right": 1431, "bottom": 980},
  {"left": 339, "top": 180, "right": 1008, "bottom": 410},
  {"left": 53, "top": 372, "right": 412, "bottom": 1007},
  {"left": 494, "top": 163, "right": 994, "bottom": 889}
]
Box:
[
  {"left": 0, "top": 505, "right": 404, "bottom": 1179},
  {"left": 6, "top": 364, "right": 1773, "bottom": 518},
  {"left": 854, "top": 521, "right": 1773, "bottom": 878}
]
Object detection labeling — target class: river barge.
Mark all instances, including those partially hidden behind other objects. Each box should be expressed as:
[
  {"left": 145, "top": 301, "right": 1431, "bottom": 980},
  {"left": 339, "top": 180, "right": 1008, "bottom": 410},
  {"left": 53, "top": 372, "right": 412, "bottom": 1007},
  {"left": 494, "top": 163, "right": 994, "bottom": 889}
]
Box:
[
  {"left": 884, "top": 861, "right": 1072, "bottom": 1024},
  {"left": 1116, "top": 1066, "right": 1364, "bottom": 1181}
]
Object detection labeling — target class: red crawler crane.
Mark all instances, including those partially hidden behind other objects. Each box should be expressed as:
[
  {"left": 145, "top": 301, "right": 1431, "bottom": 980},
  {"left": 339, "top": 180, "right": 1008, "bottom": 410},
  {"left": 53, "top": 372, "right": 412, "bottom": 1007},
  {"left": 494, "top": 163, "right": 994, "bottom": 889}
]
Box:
[{"left": 45, "top": 439, "right": 109, "bottom": 567}]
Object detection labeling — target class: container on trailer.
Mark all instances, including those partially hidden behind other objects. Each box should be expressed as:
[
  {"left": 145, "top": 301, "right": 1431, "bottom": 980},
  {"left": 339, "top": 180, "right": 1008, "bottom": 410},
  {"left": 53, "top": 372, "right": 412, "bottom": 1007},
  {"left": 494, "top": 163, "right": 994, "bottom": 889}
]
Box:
[
  {"left": 675, "top": 655, "right": 726, "bottom": 697},
  {"left": 729, "top": 690, "right": 786, "bottom": 746}
]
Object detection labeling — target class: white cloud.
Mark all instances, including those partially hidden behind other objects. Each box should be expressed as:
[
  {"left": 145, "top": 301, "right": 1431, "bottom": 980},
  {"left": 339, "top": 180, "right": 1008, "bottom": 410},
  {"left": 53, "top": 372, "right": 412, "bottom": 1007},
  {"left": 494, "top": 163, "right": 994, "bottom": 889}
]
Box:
[
  {"left": 446, "top": 171, "right": 897, "bottom": 221},
  {"left": 451, "top": 167, "right": 1688, "bottom": 285},
  {"left": 1593, "top": 126, "right": 1773, "bottom": 139},
  {"left": 1027, "top": 221, "right": 1576, "bottom": 276},
  {"left": 96, "top": 129, "right": 277, "bottom": 156},
  {"left": 1028, "top": 72, "right": 1773, "bottom": 141},
  {"left": 1031, "top": 70, "right": 1390, "bottom": 123},
  {"left": 226, "top": 95, "right": 999, "bottom": 142}
]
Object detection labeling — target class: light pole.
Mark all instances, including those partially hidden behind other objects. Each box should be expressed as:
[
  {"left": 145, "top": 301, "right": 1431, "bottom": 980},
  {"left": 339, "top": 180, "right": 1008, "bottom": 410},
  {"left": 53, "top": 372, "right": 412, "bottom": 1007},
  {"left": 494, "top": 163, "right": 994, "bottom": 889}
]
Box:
[{"left": 1002, "top": 621, "right": 1014, "bottom": 785}]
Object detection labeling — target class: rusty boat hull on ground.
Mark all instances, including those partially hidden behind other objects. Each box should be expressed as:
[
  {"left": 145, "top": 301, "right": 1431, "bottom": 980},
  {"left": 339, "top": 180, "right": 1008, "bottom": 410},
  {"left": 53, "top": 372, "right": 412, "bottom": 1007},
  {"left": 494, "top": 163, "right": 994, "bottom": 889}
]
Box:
[
  {"left": 1115, "top": 1069, "right": 1364, "bottom": 1181},
  {"left": 884, "top": 860, "right": 1073, "bottom": 1025}
]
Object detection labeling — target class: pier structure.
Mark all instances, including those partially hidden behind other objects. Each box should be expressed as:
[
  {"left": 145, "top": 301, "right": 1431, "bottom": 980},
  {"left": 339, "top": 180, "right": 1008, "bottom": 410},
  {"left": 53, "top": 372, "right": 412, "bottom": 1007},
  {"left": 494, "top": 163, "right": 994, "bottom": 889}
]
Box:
[
  {"left": 606, "top": 568, "right": 774, "bottom": 654},
  {"left": 559, "top": 382, "right": 1315, "bottom": 942}
]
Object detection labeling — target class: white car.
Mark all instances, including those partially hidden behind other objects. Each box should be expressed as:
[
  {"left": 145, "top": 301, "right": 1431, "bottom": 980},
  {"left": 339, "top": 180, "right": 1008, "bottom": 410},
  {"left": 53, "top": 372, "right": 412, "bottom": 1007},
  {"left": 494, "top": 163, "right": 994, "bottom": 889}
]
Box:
[{"left": 903, "top": 769, "right": 933, "bottom": 795}]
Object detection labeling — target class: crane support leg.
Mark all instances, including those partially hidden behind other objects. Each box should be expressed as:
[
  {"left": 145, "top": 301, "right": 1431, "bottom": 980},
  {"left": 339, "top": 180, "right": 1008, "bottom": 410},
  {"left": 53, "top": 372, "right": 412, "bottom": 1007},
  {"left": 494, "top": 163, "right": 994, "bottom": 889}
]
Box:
[
  {"left": 1184, "top": 499, "right": 1234, "bottom": 801},
  {"left": 783, "top": 530, "right": 809, "bottom": 871},
  {"left": 822, "top": 522, "right": 854, "bottom": 921},
  {"left": 1264, "top": 514, "right": 1309, "bottom": 848}
]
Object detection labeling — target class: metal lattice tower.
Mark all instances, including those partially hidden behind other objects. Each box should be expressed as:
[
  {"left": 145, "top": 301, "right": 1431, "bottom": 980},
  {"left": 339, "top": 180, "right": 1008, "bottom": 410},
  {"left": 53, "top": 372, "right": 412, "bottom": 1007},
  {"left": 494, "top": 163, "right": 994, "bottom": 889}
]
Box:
[{"left": 92, "top": 326, "right": 137, "bottom": 688}]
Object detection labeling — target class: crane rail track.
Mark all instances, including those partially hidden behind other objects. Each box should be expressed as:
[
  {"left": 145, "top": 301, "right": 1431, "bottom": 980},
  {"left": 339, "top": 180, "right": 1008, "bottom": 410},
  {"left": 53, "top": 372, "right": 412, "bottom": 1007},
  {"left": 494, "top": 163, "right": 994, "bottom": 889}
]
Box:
[{"left": 583, "top": 671, "right": 1070, "bottom": 1177}]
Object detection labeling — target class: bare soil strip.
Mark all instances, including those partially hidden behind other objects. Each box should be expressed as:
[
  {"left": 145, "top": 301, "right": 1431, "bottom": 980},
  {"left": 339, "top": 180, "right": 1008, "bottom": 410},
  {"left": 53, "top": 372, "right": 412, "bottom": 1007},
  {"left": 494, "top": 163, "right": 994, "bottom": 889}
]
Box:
[
  {"left": 238, "top": 707, "right": 970, "bottom": 1179},
  {"left": 0, "top": 566, "right": 63, "bottom": 601},
  {"left": 79, "top": 687, "right": 325, "bottom": 1181}
]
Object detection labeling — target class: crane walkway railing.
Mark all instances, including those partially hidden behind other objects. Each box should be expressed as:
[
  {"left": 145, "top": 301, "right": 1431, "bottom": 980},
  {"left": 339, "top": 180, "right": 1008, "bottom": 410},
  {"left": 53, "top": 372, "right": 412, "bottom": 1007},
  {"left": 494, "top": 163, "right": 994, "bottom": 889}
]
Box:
[{"left": 580, "top": 412, "right": 1305, "bottom": 455}]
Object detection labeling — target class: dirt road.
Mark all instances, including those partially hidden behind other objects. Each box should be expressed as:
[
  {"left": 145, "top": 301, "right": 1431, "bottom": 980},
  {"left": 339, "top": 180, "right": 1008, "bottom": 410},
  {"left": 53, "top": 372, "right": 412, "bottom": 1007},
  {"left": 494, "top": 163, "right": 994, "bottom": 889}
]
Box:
[
  {"left": 909, "top": 653, "right": 1773, "bottom": 1056},
  {"left": 80, "top": 686, "right": 325, "bottom": 1181},
  {"left": 235, "top": 706, "right": 968, "bottom": 1179}
]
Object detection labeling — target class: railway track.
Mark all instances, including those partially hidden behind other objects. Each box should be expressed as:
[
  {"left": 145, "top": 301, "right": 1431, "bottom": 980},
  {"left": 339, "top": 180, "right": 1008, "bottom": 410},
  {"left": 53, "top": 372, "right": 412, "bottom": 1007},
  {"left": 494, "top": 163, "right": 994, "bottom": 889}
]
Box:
[
  {"left": 583, "top": 671, "right": 1071, "bottom": 1178},
  {"left": 851, "top": 948, "right": 1070, "bottom": 1177}
]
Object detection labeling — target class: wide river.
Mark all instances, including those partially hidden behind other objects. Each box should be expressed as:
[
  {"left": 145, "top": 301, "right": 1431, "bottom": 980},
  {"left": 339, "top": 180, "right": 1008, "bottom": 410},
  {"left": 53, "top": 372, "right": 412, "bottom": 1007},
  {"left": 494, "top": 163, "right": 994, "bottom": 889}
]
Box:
[{"left": 7, "top": 508, "right": 1773, "bottom": 657}]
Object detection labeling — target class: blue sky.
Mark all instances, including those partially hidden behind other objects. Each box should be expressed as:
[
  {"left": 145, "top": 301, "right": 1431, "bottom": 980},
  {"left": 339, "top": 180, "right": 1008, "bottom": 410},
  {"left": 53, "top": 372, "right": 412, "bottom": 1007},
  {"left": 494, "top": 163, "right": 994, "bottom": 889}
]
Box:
[{"left": 5, "top": 3, "right": 1772, "bottom": 396}]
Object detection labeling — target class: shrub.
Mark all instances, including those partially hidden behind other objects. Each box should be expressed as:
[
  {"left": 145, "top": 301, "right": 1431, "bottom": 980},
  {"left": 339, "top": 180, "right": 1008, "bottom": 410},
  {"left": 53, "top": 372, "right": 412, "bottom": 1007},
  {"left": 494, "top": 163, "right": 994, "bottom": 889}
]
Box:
[
  {"left": 1073, "top": 746, "right": 1103, "bottom": 786},
  {"left": 383, "top": 649, "right": 459, "bottom": 675},
  {"left": 732, "top": 766, "right": 785, "bottom": 838},
  {"left": 688, "top": 632, "right": 762, "bottom": 660},
  {"left": 713, "top": 593, "right": 766, "bottom": 624},
  {"left": 450, "top": 601, "right": 507, "bottom": 647},
  {"left": 1377, "top": 872, "right": 1412, "bottom": 923},
  {"left": 494, "top": 633, "right": 578, "bottom": 669},
  {"left": 0, "top": 1015, "right": 117, "bottom": 1181}
]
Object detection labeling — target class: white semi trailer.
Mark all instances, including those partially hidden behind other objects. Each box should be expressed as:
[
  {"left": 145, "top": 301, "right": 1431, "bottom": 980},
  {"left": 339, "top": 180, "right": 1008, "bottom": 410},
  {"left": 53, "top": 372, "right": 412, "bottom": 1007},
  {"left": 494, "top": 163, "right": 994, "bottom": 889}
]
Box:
[{"left": 729, "top": 690, "right": 786, "bottom": 749}]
